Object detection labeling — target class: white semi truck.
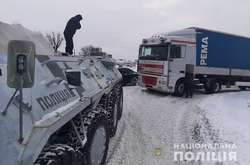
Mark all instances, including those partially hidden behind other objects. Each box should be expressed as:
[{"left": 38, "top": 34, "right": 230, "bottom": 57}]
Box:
[{"left": 138, "top": 27, "right": 250, "bottom": 96}]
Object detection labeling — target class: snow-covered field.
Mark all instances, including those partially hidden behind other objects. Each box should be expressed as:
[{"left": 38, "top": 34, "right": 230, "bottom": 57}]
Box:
[{"left": 107, "top": 86, "right": 250, "bottom": 165}]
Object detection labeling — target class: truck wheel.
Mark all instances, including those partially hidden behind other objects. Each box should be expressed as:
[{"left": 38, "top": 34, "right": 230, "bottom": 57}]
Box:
[
  {"left": 213, "top": 81, "right": 221, "bottom": 93},
  {"left": 35, "top": 144, "right": 83, "bottom": 165},
  {"left": 117, "top": 87, "right": 123, "bottom": 121},
  {"left": 83, "top": 113, "right": 110, "bottom": 165},
  {"left": 175, "top": 80, "right": 185, "bottom": 97},
  {"left": 239, "top": 86, "right": 247, "bottom": 90},
  {"left": 205, "top": 81, "right": 221, "bottom": 93}
]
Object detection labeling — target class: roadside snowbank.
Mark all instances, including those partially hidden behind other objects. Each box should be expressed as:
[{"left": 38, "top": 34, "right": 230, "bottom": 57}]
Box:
[
  {"left": 0, "top": 21, "right": 52, "bottom": 55},
  {"left": 197, "top": 92, "right": 250, "bottom": 164},
  {"left": 108, "top": 87, "right": 250, "bottom": 165}
]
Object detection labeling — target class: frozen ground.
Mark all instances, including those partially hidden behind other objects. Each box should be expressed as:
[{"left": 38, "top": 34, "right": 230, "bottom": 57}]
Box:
[{"left": 107, "top": 86, "right": 250, "bottom": 165}]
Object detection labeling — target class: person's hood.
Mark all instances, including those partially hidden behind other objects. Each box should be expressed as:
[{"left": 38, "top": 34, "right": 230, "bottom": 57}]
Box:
[{"left": 75, "top": 14, "right": 82, "bottom": 21}]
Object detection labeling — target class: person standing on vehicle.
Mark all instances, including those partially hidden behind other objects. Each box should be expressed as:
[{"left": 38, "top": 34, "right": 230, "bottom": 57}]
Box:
[
  {"left": 184, "top": 64, "right": 194, "bottom": 98},
  {"left": 64, "top": 14, "right": 82, "bottom": 55}
]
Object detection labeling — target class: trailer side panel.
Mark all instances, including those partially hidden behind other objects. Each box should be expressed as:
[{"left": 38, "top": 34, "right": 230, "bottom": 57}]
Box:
[{"left": 196, "top": 29, "right": 250, "bottom": 70}]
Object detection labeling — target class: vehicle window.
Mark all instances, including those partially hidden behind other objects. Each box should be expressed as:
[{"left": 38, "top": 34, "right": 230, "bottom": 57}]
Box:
[
  {"left": 181, "top": 46, "right": 187, "bottom": 58},
  {"left": 143, "top": 47, "right": 152, "bottom": 56},
  {"left": 170, "top": 45, "right": 181, "bottom": 58},
  {"left": 139, "top": 45, "right": 169, "bottom": 61}
]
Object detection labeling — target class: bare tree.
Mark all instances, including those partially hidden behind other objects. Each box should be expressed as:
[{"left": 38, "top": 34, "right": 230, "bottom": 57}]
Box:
[{"left": 46, "top": 32, "right": 64, "bottom": 53}]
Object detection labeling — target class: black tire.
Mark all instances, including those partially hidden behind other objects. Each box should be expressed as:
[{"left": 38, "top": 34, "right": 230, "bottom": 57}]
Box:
[
  {"left": 214, "top": 81, "right": 222, "bottom": 93},
  {"left": 174, "top": 80, "right": 185, "bottom": 97},
  {"left": 59, "top": 107, "right": 110, "bottom": 165},
  {"left": 129, "top": 77, "right": 138, "bottom": 86},
  {"left": 239, "top": 86, "right": 247, "bottom": 90},
  {"left": 35, "top": 144, "right": 83, "bottom": 165},
  {"left": 98, "top": 91, "right": 117, "bottom": 137},
  {"left": 83, "top": 112, "right": 110, "bottom": 165},
  {"left": 204, "top": 82, "right": 211, "bottom": 93},
  {"left": 107, "top": 86, "right": 121, "bottom": 137},
  {"left": 117, "top": 87, "right": 123, "bottom": 121},
  {"left": 205, "top": 80, "right": 221, "bottom": 93},
  {"left": 109, "top": 99, "right": 119, "bottom": 137}
]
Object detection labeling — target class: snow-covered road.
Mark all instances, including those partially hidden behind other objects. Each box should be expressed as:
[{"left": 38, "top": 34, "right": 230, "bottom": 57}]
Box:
[{"left": 107, "top": 86, "right": 250, "bottom": 165}]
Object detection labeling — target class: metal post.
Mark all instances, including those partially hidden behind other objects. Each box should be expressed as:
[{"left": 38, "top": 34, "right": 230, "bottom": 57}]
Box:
[
  {"left": 18, "top": 77, "right": 24, "bottom": 143},
  {"left": 1, "top": 89, "right": 18, "bottom": 115}
]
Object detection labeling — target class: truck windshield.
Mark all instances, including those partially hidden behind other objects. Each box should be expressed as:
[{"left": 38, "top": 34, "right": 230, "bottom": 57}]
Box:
[{"left": 139, "top": 45, "right": 169, "bottom": 61}]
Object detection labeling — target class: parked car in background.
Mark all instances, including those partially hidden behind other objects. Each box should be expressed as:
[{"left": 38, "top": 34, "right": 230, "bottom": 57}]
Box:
[{"left": 118, "top": 67, "right": 138, "bottom": 86}]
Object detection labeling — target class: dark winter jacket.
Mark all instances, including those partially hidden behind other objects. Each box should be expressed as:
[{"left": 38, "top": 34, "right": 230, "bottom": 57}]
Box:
[{"left": 64, "top": 15, "right": 82, "bottom": 37}]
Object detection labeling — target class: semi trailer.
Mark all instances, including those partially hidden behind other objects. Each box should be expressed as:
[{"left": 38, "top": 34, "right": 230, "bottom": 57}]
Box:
[{"left": 138, "top": 27, "right": 250, "bottom": 96}]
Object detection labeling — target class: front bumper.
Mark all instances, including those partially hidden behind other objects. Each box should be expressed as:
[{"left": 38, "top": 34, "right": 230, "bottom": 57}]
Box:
[{"left": 138, "top": 74, "right": 174, "bottom": 93}]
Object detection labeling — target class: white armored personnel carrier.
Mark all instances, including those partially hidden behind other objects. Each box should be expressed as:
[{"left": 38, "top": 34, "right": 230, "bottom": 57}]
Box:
[{"left": 0, "top": 40, "right": 123, "bottom": 165}]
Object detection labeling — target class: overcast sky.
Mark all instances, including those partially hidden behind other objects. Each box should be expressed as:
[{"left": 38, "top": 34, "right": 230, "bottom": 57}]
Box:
[{"left": 0, "top": 0, "right": 250, "bottom": 60}]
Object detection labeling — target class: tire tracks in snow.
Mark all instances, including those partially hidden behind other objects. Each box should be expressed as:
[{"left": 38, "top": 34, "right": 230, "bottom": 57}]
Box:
[
  {"left": 174, "top": 100, "right": 227, "bottom": 165},
  {"left": 106, "top": 120, "right": 126, "bottom": 164}
]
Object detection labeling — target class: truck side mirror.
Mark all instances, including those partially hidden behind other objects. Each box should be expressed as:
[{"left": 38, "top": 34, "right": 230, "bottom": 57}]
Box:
[
  {"left": 65, "top": 70, "right": 81, "bottom": 86},
  {"left": 7, "top": 40, "right": 36, "bottom": 88}
]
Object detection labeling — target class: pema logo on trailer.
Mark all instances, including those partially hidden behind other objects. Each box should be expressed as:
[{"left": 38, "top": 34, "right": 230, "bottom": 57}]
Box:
[{"left": 200, "top": 37, "right": 208, "bottom": 66}]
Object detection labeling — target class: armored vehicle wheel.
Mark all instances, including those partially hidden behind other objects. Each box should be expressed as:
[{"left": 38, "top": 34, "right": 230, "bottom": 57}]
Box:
[
  {"left": 34, "top": 144, "right": 83, "bottom": 165},
  {"left": 109, "top": 99, "right": 119, "bottom": 137},
  {"left": 108, "top": 85, "right": 123, "bottom": 137},
  {"left": 98, "top": 91, "right": 116, "bottom": 137},
  {"left": 83, "top": 112, "right": 110, "bottom": 165},
  {"left": 117, "top": 87, "right": 123, "bottom": 121}
]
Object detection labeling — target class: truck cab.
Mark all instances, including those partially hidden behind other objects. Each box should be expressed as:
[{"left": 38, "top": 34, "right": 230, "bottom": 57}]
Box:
[{"left": 138, "top": 34, "right": 196, "bottom": 95}]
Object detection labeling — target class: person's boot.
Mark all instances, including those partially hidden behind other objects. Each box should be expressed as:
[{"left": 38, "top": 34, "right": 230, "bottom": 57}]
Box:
[{"left": 62, "top": 52, "right": 70, "bottom": 56}]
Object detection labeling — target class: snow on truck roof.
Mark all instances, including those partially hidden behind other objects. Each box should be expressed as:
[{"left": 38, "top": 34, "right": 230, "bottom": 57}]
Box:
[
  {"left": 143, "top": 30, "right": 196, "bottom": 45},
  {"left": 189, "top": 27, "right": 250, "bottom": 39},
  {"left": 169, "top": 27, "right": 250, "bottom": 40},
  {"left": 144, "top": 27, "right": 250, "bottom": 44}
]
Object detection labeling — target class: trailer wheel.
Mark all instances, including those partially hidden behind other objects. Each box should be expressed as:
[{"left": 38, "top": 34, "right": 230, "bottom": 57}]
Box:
[
  {"left": 175, "top": 80, "right": 185, "bottom": 97},
  {"left": 34, "top": 144, "right": 83, "bottom": 165},
  {"left": 239, "top": 86, "right": 247, "bottom": 90},
  {"left": 213, "top": 81, "right": 221, "bottom": 93},
  {"left": 83, "top": 113, "right": 110, "bottom": 165},
  {"left": 205, "top": 80, "right": 221, "bottom": 93}
]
